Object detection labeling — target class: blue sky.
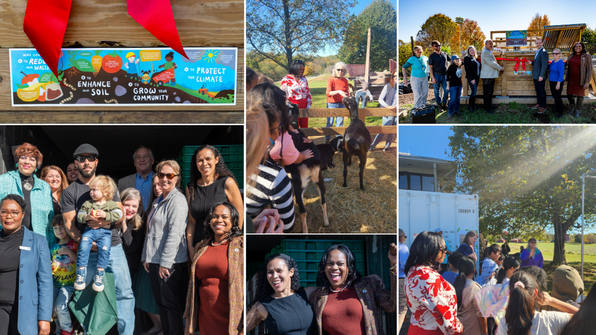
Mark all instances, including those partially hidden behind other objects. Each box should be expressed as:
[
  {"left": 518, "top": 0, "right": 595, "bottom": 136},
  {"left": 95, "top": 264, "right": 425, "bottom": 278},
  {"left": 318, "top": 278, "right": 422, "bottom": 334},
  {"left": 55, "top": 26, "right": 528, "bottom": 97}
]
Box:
[
  {"left": 399, "top": 126, "right": 453, "bottom": 160},
  {"left": 399, "top": 1, "right": 595, "bottom": 43},
  {"left": 318, "top": 0, "right": 397, "bottom": 56}
]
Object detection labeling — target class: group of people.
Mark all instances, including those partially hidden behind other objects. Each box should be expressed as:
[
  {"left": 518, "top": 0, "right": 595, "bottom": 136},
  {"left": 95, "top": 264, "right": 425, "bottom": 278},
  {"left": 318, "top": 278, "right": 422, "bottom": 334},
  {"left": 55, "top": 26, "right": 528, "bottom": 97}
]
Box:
[
  {"left": 247, "top": 243, "right": 397, "bottom": 334},
  {"left": 402, "top": 38, "right": 593, "bottom": 119},
  {"left": 399, "top": 228, "right": 594, "bottom": 335},
  {"left": 247, "top": 60, "right": 397, "bottom": 152},
  {"left": 0, "top": 142, "right": 245, "bottom": 335}
]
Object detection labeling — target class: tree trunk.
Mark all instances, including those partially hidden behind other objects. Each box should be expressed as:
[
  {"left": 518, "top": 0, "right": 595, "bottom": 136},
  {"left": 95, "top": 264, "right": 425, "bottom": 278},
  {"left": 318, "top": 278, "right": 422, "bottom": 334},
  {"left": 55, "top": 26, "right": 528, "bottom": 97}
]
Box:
[
  {"left": 283, "top": 0, "right": 292, "bottom": 72},
  {"left": 552, "top": 219, "right": 567, "bottom": 265}
]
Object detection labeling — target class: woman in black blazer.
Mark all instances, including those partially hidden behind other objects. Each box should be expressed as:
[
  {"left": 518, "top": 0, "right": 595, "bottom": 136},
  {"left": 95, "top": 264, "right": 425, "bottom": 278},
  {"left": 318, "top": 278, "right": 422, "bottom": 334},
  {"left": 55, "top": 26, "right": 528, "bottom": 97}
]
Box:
[{"left": 464, "top": 45, "right": 482, "bottom": 112}]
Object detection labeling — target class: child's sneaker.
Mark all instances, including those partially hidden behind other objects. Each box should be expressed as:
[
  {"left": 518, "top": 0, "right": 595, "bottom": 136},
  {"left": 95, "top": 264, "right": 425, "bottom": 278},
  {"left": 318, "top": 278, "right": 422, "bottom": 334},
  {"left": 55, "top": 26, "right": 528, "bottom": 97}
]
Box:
[
  {"left": 74, "top": 268, "right": 86, "bottom": 290},
  {"left": 92, "top": 269, "right": 105, "bottom": 292}
]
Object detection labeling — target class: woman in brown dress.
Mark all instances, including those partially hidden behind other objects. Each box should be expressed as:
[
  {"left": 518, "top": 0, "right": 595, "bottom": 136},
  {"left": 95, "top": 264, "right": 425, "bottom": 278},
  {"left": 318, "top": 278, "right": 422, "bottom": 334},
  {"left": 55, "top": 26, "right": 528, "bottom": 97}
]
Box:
[{"left": 566, "top": 42, "right": 593, "bottom": 118}]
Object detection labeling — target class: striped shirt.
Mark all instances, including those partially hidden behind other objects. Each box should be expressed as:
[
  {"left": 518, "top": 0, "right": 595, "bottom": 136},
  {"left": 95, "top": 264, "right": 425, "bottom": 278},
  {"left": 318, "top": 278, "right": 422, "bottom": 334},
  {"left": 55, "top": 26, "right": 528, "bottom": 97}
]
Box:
[{"left": 246, "top": 161, "right": 295, "bottom": 230}]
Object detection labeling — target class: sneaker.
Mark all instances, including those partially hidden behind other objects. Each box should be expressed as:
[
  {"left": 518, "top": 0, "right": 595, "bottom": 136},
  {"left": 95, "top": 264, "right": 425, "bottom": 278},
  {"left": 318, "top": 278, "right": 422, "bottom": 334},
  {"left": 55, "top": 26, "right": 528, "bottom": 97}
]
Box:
[
  {"left": 455, "top": 111, "right": 461, "bottom": 116},
  {"left": 538, "top": 107, "right": 546, "bottom": 114},
  {"left": 74, "top": 268, "right": 86, "bottom": 290},
  {"left": 93, "top": 269, "right": 105, "bottom": 292},
  {"left": 486, "top": 109, "right": 495, "bottom": 114},
  {"left": 447, "top": 114, "right": 453, "bottom": 120},
  {"left": 530, "top": 104, "right": 541, "bottom": 109},
  {"left": 383, "top": 146, "right": 390, "bottom": 152}
]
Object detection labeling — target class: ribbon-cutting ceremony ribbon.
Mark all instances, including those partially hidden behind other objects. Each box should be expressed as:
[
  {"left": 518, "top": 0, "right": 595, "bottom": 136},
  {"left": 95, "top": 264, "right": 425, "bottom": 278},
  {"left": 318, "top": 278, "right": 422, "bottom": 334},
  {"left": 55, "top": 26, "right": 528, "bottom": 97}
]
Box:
[{"left": 23, "top": 0, "right": 188, "bottom": 83}]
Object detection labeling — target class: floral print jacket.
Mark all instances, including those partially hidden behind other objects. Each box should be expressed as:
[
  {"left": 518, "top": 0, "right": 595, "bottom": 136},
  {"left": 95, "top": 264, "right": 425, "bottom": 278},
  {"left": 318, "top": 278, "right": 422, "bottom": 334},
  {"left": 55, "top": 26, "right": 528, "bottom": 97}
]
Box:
[
  {"left": 405, "top": 264, "right": 463, "bottom": 335},
  {"left": 280, "top": 75, "right": 312, "bottom": 108}
]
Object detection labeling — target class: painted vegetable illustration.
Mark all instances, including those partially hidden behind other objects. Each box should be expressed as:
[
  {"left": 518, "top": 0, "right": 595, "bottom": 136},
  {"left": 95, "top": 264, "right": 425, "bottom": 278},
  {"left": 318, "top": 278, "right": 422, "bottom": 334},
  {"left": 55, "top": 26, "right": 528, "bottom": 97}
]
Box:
[
  {"left": 20, "top": 71, "right": 40, "bottom": 86},
  {"left": 91, "top": 51, "right": 102, "bottom": 72},
  {"left": 16, "top": 83, "right": 46, "bottom": 102},
  {"left": 102, "top": 51, "right": 123, "bottom": 73}
]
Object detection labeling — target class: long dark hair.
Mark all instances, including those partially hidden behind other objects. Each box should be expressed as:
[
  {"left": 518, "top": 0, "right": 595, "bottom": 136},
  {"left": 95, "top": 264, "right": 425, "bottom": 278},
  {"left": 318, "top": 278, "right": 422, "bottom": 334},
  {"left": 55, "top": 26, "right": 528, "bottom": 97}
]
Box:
[
  {"left": 248, "top": 253, "right": 302, "bottom": 309},
  {"left": 453, "top": 256, "right": 476, "bottom": 309},
  {"left": 316, "top": 244, "right": 363, "bottom": 288},
  {"left": 497, "top": 256, "right": 521, "bottom": 284},
  {"left": 197, "top": 201, "right": 242, "bottom": 249},
  {"left": 187, "top": 145, "right": 237, "bottom": 201},
  {"left": 404, "top": 231, "right": 444, "bottom": 274},
  {"left": 249, "top": 82, "right": 291, "bottom": 134},
  {"left": 505, "top": 271, "right": 540, "bottom": 335},
  {"left": 561, "top": 283, "right": 596, "bottom": 335}
]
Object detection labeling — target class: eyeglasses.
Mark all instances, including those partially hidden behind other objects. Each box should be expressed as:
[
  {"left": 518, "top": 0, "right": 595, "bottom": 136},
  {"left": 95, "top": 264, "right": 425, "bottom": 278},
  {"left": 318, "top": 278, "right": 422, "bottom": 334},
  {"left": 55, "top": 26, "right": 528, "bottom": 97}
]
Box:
[
  {"left": 553, "top": 53, "right": 560, "bottom": 55},
  {"left": 0, "top": 210, "right": 22, "bottom": 218},
  {"left": 439, "top": 246, "right": 447, "bottom": 252},
  {"left": 270, "top": 123, "right": 283, "bottom": 132},
  {"left": 19, "top": 156, "right": 36, "bottom": 163},
  {"left": 157, "top": 172, "right": 178, "bottom": 180},
  {"left": 75, "top": 155, "right": 97, "bottom": 162},
  {"left": 434, "top": 45, "right": 441, "bottom": 47},
  {"left": 336, "top": 69, "right": 346, "bottom": 72}
]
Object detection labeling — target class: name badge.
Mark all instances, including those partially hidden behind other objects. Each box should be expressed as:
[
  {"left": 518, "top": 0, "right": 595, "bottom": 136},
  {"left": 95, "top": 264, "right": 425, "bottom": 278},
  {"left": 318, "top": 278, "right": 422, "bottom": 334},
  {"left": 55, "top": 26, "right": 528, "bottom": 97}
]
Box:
[{"left": 19, "top": 246, "right": 31, "bottom": 251}]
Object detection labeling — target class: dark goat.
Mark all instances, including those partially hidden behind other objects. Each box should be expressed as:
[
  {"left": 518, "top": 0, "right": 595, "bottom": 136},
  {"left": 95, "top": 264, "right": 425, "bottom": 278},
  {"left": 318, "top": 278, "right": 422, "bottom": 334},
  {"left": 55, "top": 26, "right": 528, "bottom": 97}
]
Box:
[
  {"left": 284, "top": 131, "right": 329, "bottom": 232},
  {"left": 316, "top": 136, "right": 342, "bottom": 171},
  {"left": 341, "top": 96, "right": 371, "bottom": 190}
]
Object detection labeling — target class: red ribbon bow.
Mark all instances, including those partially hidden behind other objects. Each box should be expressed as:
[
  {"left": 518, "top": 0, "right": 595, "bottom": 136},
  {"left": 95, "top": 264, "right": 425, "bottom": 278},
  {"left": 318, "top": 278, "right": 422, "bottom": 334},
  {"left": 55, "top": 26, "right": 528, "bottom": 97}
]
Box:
[{"left": 23, "top": 0, "right": 188, "bottom": 82}]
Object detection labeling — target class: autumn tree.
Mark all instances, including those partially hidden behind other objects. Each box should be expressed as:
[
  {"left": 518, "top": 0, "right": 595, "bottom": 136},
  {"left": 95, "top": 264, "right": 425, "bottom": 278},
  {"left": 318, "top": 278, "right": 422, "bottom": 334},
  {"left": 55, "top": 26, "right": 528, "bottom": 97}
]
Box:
[
  {"left": 247, "top": 0, "right": 355, "bottom": 71},
  {"left": 416, "top": 14, "right": 458, "bottom": 53},
  {"left": 450, "top": 19, "right": 486, "bottom": 56},
  {"left": 581, "top": 27, "right": 596, "bottom": 55},
  {"left": 527, "top": 13, "right": 551, "bottom": 37},
  {"left": 337, "top": 0, "right": 397, "bottom": 71},
  {"left": 449, "top": 126, "right": 596, "bottom": 265}
]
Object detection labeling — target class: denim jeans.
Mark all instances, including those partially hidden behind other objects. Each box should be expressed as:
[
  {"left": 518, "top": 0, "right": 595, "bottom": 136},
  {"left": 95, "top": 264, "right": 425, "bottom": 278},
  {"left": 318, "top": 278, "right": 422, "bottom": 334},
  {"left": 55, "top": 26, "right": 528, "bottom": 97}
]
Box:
[
  {"left": 467, "top": 78, "right": 478, "bottom": 106},
  {"left": 78, "top": 227, "right": 112, "bottom": 270},
  {"left": 534, "top": 78, "right": 547, "bottom": 107},
  {"left": 448, "top": 85, "right": 462, "bottom": 115},
  {"left": 325, "top": 102, "right": 345, "bottom": 140},
  {"left": 84, "top": 244, "right": 135, "bottom": 335},
  {"left": 53, "top": 285, "right": 74, "bottom": 334},
  {"left": 433, "top": 73, "right": 448, "bottom": 105},
  {"left": 370, "top": 116, "right": 397, "bottom": 149},
  {"left": 410, "top": 75, "right": 429, "bottom": 109},
  {"left": 355, "top": 91, "right": 368, "bottom": 108}
]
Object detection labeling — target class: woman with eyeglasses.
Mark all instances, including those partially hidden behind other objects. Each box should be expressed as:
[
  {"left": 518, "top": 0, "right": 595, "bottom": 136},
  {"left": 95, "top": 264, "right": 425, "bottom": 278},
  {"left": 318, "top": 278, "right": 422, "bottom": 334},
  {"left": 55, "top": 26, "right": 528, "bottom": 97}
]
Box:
[
  {"left": 185, "top": 145, "right": 243, "bottom": 260},
  {"left": 370, "top": 68, "right": 398, "bottom": 152},
  {"left": 405, "top": 231, "right": 463, "bottom": 335},
  {"left": 549, "top": 48, "right": 565, "bottom": 118},
  {"left": 566, "top": 42, "right": 593, "bottom": 118},
  {"left": 142, "top": 160, "right": 189, "bottom": 335},
  {"left": 280, "top": 59, "right": 313, "bottom": 129},
  {"left": 325, "top": 61, "right": 350, "bottom": 143},
  {"left": 0, "top": 143, "right": 54, "bottom": 240},
  {"left": 0, "top": 194, "right": 53, "bottom": 335},
  {"left": 402, "top": 46, "right": 429, "bottom": 110}
]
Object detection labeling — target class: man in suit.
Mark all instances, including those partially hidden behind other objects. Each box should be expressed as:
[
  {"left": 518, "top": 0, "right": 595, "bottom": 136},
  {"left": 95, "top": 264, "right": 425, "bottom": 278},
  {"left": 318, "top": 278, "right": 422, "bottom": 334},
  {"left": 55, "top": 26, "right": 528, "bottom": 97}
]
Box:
[
  {"left": 529, "top": 38, "right": 549, "bottom": 113},
  {"left": 118, "top": 146, "right": 155, "bottom": 211}
]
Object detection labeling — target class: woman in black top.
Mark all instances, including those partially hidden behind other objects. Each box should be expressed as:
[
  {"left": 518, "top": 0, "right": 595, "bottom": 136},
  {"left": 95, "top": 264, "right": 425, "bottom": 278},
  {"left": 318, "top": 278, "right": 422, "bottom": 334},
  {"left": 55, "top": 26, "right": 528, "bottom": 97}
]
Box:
[
  {"left": 463, "top": 46, "right": 482, "bottom": 112},
  {"left": 185, "top": 145, "right": 243, "bottom": 259},
  {"left": 446, "top": 55, "right": 463, "bottom": 119},
  {"left": 247, "top": 254, "right": 316, "bottom": 335}
]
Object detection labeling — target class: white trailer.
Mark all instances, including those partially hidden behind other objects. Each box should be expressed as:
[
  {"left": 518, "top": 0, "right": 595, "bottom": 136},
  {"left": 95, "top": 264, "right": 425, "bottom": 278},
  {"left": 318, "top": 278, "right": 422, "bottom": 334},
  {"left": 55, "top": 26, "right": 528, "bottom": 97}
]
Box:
[{"left": 399, "top": 189, "right": 480, "bottom": 271}]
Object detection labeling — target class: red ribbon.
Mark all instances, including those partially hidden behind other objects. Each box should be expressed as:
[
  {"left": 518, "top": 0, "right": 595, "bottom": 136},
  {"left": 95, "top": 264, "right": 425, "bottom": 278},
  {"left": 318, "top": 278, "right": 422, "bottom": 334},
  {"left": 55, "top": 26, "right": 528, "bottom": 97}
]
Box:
[{"left": 23, "top": 0, "right": 188, "bottom": 83}]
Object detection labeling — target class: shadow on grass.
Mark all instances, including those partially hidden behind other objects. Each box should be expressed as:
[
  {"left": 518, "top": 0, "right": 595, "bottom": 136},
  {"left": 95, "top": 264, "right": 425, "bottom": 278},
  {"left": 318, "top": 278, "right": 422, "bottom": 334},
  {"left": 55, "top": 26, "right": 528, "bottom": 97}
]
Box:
[{"left": 399, "top": 101, "right": 596, "bottom": 124}]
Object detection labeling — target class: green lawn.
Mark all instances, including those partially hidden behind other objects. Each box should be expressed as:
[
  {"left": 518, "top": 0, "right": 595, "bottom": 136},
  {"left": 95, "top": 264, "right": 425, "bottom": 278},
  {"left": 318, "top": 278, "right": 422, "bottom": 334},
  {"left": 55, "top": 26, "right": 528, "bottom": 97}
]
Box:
[
  {"left": 507, "top": 242, "right": 596, "bottom": 294},
  {"left": 276, "top": 74, "right": 383, "bottom": 128}
]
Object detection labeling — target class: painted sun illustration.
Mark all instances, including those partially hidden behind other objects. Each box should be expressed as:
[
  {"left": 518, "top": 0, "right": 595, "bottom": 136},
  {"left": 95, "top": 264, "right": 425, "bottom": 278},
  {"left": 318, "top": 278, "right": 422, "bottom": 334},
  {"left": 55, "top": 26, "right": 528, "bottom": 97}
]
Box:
[{"left": 202, "top": 50, "right": 219, "bottom": 63}]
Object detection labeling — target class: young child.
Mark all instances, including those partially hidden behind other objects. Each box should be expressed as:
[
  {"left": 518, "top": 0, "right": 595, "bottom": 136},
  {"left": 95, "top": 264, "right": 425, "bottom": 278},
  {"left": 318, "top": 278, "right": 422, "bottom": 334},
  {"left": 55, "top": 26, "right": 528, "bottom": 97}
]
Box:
[
  {"left": 74, "top": 175, "right": 122, "bottom": 292},
  {"left": 355, "top": 80, "right": 374, "bottom": 108},
  {"left": 477, "top": 244, "right": 501, "bottom": 286},
  {"left": 446, "top": 55, "right": 463, "bottom": 119},
  {"left": 50, "top": 214, "right": 77, "bottom": 335},
  {"left": 442, "top": 251, "right": 463, "bottom": 285}
]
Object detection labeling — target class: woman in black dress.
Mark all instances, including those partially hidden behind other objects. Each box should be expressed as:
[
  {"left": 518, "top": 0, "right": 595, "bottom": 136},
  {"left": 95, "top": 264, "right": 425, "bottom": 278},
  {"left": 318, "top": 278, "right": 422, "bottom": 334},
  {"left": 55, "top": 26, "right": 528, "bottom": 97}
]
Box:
[
  {"left": 185, "top": 145, "right": 243, "bottom": 259},
  {"left": 247, "top": 254, "right": 315, "bottom": 335}
]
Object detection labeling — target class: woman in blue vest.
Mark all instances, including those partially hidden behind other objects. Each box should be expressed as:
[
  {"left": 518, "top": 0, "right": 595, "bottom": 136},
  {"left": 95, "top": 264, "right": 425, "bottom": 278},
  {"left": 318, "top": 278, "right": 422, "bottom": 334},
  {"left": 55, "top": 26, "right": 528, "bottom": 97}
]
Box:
[
  {"left": 0, "top": 143, "right": 54, "bottom": 241},
  {"left": 0, "top": 194, "right": 53, "bottom": 335}
]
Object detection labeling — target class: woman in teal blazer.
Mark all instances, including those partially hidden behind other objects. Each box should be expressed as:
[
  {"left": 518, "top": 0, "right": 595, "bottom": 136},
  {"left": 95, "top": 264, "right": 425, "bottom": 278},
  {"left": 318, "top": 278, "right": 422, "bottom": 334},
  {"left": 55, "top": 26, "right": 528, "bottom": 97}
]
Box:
[{"left": 0, "top": 194, "right": 53, "bottom": 335}]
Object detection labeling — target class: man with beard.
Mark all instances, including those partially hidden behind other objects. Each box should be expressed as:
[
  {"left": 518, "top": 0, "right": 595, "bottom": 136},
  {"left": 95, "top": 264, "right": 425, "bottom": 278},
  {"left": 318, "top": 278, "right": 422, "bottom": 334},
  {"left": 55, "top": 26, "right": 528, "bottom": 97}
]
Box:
[
  {"left": 61, "top": 143, "right": 135, "bottom": 335},
  {"left": 117, "top": 146, "right": 155, "bottom": 212}
]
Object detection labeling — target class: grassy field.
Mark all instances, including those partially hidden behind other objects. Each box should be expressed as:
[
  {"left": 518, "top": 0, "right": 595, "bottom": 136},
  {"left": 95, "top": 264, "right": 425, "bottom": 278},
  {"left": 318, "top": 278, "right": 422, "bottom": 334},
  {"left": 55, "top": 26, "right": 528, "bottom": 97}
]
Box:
[
  {"left": 276, "top": 74, "right": 383, "bottom": 128},
  {"left": 507, "top": 242, "right": 596, "bottom": 294}
]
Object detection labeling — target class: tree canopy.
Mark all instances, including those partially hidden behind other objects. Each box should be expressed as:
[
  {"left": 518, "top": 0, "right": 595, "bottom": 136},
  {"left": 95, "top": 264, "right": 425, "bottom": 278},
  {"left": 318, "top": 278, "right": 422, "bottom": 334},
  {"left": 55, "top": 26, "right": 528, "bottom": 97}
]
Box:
[
  {"left": 449, "top": 126, "right": 596, "bottom": 264},
  {"left": 247, "top": 0, "right": 355, "bottom": 71},
  {"left": 527, "top": 13, "right": 551, "bottom": 37},
  {"left": 416, "top": 14, "right": 458, "bottom": 53},
  {"left": 337, "top": 0, "right": 397, "bottom": 71},
  {"left": 449, "top": 19, "right": 486, "bottom": 56},
  {"left": 581, "top": 27, "right": 596, "bottom": 55}
]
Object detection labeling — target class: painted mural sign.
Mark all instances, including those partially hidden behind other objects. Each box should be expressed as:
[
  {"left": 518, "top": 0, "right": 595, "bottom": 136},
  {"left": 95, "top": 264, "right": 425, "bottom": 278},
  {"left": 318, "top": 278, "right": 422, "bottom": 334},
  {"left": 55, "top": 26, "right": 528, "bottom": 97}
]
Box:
[
  {"left": 10, "top": 48, "right": 237, "bottom": 106},
  {"left": 506, "top": 30, "right": 527, "bottom": 47}
]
